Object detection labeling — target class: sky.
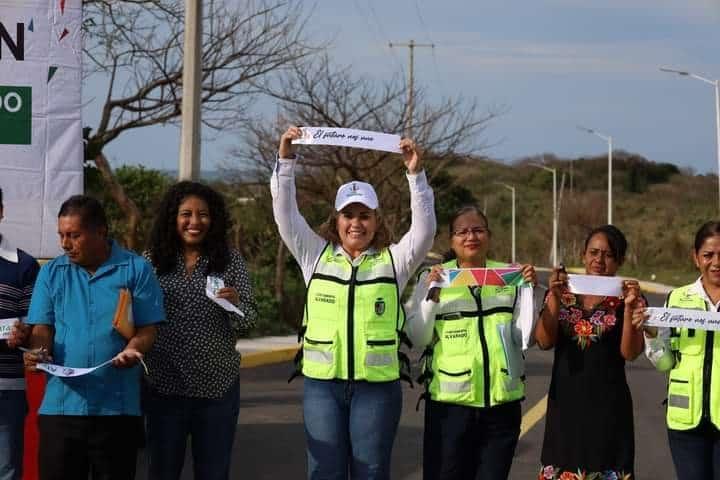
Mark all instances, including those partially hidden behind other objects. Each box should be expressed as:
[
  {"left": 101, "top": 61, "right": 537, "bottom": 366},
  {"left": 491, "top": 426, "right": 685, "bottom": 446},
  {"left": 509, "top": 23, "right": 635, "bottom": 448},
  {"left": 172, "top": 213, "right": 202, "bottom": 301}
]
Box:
[{"left": 85, "top": 0, "right": 720, "bottom": 175}]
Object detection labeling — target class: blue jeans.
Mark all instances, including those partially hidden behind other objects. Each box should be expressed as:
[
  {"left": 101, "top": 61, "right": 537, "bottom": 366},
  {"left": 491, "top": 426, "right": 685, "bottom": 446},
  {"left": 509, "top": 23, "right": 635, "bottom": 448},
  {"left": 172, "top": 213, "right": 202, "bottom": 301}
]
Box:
[
  {"left": 303, "top": 378, "right": 402, "bottom": 480},
  {"left": 423, "top": 400, "right": 521, "bottom": 480},
  {"left": 144, "top": 379, "right": 240, "bottom": 480},
  {"left": 0, "top": 390, "right": 27, "bottom": 480},
  {"left": 667, "top": 421, "right": 720, "bottom": 480}
]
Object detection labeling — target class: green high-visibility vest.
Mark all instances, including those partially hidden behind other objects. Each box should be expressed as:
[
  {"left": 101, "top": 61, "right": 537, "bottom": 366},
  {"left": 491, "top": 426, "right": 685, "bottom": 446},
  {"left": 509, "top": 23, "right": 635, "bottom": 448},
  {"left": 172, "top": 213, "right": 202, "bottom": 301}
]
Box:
[
  {"left": 424, "top": 259, "right": 525, "bottom": 408},
  {"left": 665, "top": 285, "right": 720, "bottom": 430},
  {"left": 300, "top": 243, "right": 405, "bottom": 382}
]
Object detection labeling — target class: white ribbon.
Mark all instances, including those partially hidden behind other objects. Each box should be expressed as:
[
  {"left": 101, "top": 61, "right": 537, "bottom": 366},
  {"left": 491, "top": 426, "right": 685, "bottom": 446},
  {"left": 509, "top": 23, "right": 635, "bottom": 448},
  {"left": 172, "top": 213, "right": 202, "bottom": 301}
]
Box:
[
  {"left": 36, "top": 359, "right": 114, "bottom": 378},
  {"left": 0, "top": 318, "right": 18, "bottom": 340},
  {"left": 645, "top": 307, "right": 720, "bottom": 332},
  {"left": 291, "top": 127, "right": 402, "bottom": 153},
  {"left": 206, "top": 276, "right": 245, "bottom": 318},
  {"left": 566, "top": 274, "right": 623, "bottom": 297}
]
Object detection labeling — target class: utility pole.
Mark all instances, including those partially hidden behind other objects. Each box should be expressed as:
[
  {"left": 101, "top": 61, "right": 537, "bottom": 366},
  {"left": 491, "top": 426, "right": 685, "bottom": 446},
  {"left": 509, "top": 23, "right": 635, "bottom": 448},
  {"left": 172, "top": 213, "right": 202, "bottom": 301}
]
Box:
[
  {"left": 388, "top": 39, "right": 434, "bottom": 138},
  {"left": 179, "top": 0, "right": 203, "bottom": 180}
]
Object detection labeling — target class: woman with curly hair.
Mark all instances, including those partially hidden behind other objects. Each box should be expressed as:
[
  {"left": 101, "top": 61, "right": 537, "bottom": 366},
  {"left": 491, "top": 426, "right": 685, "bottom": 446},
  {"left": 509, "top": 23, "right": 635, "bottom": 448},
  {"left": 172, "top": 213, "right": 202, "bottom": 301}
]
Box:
[
  {"left": 535, "top": 225, "right": 645, "bottom": 480},
  {"left": 144, "top": 181, "right": 257, "bottom": 480}
]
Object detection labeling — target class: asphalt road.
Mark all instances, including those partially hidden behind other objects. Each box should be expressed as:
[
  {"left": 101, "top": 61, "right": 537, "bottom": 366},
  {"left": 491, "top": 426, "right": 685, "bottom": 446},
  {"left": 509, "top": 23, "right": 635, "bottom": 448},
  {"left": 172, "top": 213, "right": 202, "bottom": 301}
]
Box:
[{"left": 137, "top": 275, "right": 677, "bottom": 479}]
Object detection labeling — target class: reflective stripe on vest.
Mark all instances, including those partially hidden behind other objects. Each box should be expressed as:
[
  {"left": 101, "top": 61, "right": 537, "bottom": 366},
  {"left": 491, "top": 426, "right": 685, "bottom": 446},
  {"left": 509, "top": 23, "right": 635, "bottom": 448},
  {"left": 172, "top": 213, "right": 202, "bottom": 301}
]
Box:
[
  {"left": 665, "top": 285, "right": 720, "bottom": 431},
  {"left": 425, "top": 259, "right": 524, "bottom": 408},
  {"left": 301, "top": 243, "right": 403, "bottom": 382}
]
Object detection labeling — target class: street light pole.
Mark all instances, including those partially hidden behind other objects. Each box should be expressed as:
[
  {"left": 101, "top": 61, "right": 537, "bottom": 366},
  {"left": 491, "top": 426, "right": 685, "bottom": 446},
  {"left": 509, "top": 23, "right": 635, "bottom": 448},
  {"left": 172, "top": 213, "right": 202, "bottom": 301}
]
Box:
[
  {"left": 661, "top": 67, "right": 720, "bottom": 215},
  {"left": 496, "top": 182, "right": 516, "bottom": 263},
  {"left": 179, "top": 0, "right": 203, "bottom": 181},
  {"left": 530, "top": 163, "right": 558, "bottom": 267},
  {"left": 578, "top": 126, "right": 613, "bottom": 224}
]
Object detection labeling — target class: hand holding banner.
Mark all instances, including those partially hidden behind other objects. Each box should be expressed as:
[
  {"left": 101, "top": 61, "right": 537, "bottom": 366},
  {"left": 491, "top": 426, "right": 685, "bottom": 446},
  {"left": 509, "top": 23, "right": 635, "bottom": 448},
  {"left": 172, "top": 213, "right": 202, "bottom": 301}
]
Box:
[{"left": 291, "top": 127, "right": 402, "bottom": 153}]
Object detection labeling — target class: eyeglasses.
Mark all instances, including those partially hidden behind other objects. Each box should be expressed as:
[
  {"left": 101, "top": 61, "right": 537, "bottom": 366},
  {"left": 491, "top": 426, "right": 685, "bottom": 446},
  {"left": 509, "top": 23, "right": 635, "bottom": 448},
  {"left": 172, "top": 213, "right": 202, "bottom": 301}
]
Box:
[
  {"left": 587, "top": 248, "right": 615, "bottom": 260},
  {"left": 452, "top": 227, "right": 488, "bottom": 238}
]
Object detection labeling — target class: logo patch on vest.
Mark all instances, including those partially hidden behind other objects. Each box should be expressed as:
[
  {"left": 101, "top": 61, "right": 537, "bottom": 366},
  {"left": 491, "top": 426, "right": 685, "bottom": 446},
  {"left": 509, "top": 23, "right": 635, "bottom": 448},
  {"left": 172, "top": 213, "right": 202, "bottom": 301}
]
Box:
[{"left": 374, "top": 298, "right": 385, "bottom": 315}]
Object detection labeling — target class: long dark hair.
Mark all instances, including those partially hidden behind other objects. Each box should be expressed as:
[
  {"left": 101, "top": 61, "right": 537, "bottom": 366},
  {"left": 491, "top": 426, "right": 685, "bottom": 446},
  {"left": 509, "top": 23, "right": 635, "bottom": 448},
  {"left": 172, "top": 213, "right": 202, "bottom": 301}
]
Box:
[
  {"left": 442, "top": 205, "right": 490, "bottom": 262},
  {"left": 584, "top": 224, "right": 628, "bottom": 265},
  {"left": 147, "top": 181, "right": 232, "bottom": 275}
]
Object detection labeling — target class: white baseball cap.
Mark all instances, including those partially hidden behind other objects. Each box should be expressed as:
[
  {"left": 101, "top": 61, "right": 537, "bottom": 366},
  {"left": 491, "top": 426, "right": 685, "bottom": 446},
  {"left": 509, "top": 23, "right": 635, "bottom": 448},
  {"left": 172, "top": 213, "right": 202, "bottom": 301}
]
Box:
[{"left": 334, "top": 181, "right": 379, "bottom": 211}]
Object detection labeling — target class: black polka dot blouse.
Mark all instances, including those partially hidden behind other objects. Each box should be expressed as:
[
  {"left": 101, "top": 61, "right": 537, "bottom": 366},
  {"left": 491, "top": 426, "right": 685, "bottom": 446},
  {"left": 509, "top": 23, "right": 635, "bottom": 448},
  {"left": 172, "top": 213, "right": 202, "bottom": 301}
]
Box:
[{"left": 144, "top": 249, "right": 257, "bottom": 398}]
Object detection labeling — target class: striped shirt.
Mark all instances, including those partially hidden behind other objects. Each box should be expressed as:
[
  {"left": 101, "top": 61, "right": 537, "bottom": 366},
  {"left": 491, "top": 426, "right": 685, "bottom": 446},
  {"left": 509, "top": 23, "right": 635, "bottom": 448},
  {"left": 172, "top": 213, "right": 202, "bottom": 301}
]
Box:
[{"left": 0, "top": 235, "right": 39, "bottom": 389}]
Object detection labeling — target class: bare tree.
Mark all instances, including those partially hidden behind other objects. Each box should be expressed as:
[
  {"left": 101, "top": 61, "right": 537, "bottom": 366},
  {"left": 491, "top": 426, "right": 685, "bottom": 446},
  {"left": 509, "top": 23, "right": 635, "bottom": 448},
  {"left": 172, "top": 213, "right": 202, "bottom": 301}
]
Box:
[
  {"left": 227, "top": 54, "right": 503, "bottom": 319},
  {"left": 82, "top": 0, "right": 316, "bottom": 248}
]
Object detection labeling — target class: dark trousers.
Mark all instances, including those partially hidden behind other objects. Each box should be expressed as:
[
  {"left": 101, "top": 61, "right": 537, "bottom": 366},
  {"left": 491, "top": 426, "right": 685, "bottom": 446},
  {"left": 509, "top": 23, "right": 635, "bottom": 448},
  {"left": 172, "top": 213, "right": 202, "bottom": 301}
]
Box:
[
  {"left": 38, "top": 415, "right": 142, "bottom": 480},
  {"left": 145, "top": 379, "right": 240, "bottom": 480},
  {"left": 668, "top": 421, "right": 720, "bottom": 480},
  {"left": 423, "top": 399, "right": 521, "bottom": 480}
]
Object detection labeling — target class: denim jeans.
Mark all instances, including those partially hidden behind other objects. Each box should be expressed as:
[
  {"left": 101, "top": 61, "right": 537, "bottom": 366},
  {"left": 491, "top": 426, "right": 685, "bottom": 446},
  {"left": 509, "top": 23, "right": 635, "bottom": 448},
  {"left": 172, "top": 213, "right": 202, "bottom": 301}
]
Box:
[
  {"left": 423, "top": 400, "right": 521, "bottom": 480},
  {"left": 0, "top": 390, "right": 26, "bottom": 480},
  {"left": 144, "top": 379, "right": 240, "bottom": 480},
  {"left": 303, "top": 378, "right": 402, "bottom": 480},
  {"left": 667, "top": 421, "right": 720, "bottom": 480}
]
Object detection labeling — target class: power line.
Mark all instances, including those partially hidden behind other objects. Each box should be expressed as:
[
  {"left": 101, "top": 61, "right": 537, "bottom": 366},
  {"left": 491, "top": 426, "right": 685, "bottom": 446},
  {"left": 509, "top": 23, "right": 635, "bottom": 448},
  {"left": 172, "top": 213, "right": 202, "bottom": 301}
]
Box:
[
  {"left": 351, "top": 0, "right": 404, "bottom": 73},
  {"left": 413, "top": 0, "right": 445, "bottom": 93}
]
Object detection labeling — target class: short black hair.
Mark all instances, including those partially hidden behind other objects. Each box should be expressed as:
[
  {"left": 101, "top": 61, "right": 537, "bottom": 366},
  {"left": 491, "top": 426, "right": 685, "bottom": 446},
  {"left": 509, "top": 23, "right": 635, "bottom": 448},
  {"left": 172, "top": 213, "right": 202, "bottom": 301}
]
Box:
[
  {"left": 58, "top": 195, "right": 108, "bottom": 232},
  {"left": 693, "top": 221, "right": 720, "bottom": 252},
  {"left": 584, "top": 224, "right": 628, "bottom": 264}
]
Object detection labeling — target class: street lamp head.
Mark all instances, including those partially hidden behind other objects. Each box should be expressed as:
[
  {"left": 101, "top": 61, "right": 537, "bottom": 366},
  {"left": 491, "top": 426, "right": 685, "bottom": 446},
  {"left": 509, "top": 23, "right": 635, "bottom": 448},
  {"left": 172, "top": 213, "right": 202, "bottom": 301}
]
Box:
[
  {"left": 660, "top": 66, "right": 689, "bottom": 76},
  {"left": 577, "top": 125, "right": 594, "bottom": 134},
  {"left": 529, "top": 162, "right": 555, "bottom": 173}
]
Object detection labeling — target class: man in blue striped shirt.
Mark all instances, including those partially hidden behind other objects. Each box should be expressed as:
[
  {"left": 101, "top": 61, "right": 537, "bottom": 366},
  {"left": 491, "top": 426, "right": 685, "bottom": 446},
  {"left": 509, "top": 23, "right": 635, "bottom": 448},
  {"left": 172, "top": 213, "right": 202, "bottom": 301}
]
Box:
[{"left": 0, "top": 187, "right": 40, "bottom": 480}]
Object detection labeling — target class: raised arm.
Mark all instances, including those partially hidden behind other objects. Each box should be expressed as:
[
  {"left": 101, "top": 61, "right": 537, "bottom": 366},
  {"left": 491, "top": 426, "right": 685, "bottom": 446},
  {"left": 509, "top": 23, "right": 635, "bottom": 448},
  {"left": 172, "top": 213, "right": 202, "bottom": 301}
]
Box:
[
  {"left": 270, "top": 126, "right": 326, "bottom": 284},
  {"left": 404, "top": 267, "right": 442, "bottom": 348},
  {"left": 390, "top": 139, "right": 437, "bottom": 291}
]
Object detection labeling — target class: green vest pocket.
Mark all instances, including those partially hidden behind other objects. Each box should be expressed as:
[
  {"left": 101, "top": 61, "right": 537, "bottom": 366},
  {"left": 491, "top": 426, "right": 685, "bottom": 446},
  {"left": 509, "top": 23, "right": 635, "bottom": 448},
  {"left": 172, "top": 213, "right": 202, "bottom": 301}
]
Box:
[
  {"left": 303, "top": 336, "right": 338, "bottom": 380},
  {"left": 363, "top": 338, "right": 399, "bottom": 382},
  {"left": 667, "top": 371, "right": 694, "bottom": 426},
  {"left": 431, "top": 357, "right": 477, "bottom": 404}
]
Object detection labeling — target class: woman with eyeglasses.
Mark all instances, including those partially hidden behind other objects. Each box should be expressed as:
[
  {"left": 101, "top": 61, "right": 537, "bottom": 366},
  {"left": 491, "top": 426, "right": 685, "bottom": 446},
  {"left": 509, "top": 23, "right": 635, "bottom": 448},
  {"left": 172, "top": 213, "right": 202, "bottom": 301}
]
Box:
[
  {"left": 406, "top": 205, "right": 536, "bottom": 480},
  {"left": 534, "top": 225, "right": 645, "bottom": 480}
]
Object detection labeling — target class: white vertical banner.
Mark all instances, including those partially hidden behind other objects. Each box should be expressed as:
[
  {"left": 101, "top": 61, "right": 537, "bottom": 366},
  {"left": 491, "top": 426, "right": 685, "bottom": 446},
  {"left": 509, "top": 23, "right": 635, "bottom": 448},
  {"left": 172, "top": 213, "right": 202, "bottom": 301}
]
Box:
[{"left": 0, "top": 0, "right": 83, "bottom": 258}]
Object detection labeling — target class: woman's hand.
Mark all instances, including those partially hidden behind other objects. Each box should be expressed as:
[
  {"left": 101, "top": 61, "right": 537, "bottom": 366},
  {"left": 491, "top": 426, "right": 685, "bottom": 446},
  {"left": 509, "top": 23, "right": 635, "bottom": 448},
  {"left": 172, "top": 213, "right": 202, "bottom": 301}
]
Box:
[
  {"left": 279, "top": 126, "right": 301, "bottom": 159},
  {"left": 425, "top": 265, "right": 443, "bottom": 303},
  {"left": 548, "top": 267, "right": 568, "bottom": 299},
  {"left": 520, "top": 264, "right": 537, "bottom": 286},
  {"left": 623, "top": 280, "right": 649, "bottom": 332},
  {"left": 216, "top": 286, "right": 240, "bottom": 306},
  {"left": 399, "top": 138, "right": 422, "bottom": 174}
]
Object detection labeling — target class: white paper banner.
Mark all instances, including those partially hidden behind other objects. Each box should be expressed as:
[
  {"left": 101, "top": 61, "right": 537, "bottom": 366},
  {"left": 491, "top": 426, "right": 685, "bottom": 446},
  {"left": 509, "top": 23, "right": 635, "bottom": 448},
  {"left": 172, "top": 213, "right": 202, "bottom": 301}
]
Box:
[
  {"left": 566, "top": 274, "right": 623, "bottom": 297},
  {"left": 0, "top": 0, "right": 84, "bottom": 258},
  {"left": 206, "top": 276, "right": 245, "bottom": 317},
  {"left": 292, "top": 127, "right": 402, "bottom": 153},
  {"left": 0, "top": 318, "right": 18, "bottom": 340},
  {"left": 645, "top": 307, "right": 720, "bottom": 332},
  {"left": 36, "top": 358, "right": 113, "bottom": 378}
]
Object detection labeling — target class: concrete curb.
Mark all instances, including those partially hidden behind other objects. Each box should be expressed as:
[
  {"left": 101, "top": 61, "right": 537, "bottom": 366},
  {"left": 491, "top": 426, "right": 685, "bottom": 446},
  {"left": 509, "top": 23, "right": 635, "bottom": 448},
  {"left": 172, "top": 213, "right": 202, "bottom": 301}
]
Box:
[{"left": 240, "top": 346, "right": 299, "bottom": 369}]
